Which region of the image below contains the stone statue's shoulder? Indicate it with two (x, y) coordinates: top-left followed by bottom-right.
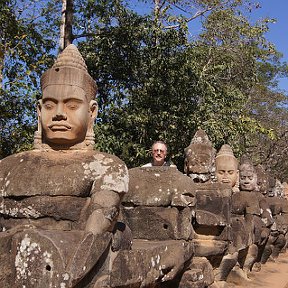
(0, 150), (128, 197)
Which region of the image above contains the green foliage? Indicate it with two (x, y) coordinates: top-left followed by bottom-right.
(0, 0), (58, 158)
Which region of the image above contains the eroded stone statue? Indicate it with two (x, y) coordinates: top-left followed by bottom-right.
(213, 144), (240, 284)
(215, 144), (239, 193)
(0, 44), (129, 287)
(184, 129), (216, 183)
(234, 159), (271, 276)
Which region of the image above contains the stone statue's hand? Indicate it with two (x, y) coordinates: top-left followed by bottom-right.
(139, 245), (185, 287)
(160, 261), (184, 282)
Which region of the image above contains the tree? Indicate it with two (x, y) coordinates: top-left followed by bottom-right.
(77, 0), (287, 170)
(0, 0), (58, 158)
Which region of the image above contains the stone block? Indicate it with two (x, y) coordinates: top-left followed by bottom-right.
(122, 206), (192, 240)
(193, 239), (227, 257)
(110, 239), (194, 287)
(191, 183), (231, 241)
(124, 167), (196, 207)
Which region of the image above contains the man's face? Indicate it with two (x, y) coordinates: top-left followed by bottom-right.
(152, 143), (167, 166)
(240, 169), (258, 191)
(216, 156), (238, 187)
(39, 85), (92, 146)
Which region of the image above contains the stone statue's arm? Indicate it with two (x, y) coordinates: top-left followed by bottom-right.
(85, 189), (123, 235)
(84, 164), (129, 235)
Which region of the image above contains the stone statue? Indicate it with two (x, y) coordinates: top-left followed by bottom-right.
(239, 160), (259, 192)
(213, 144), (240, 284)
(215, 144), (239, 193)
(262, 177), (288, 263)
(235, 159), (270, 275)
(184, 129), (216, 183)
(0, 44), (129, 287)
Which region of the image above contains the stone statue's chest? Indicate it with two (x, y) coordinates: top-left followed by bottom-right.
(0, 152), (101, 197)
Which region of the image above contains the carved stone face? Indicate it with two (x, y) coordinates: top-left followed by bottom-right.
(215, 156), (239, 188)
(239, 164), (258, 192)
(185, 145), (214, 174)
(38, 84), (97, 147)
(184, 145), (214, 183)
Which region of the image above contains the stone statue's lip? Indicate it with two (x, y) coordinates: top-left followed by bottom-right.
(49, 124), (71, 130)
(221, 179), (231, 183)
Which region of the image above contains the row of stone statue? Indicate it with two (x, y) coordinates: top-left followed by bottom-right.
(123, 129), (288, 288)
(0, 44), (287, 288)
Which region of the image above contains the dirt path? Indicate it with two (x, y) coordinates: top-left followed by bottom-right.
(226, 251), (288, 288)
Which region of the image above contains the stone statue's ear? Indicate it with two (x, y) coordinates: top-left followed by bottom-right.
(37, 99), (42, 116)
(89, 100), (98, 121)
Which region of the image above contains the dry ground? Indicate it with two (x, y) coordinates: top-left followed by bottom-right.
(226, 251), (288, 288)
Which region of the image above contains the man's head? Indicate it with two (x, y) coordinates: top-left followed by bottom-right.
(151, 141), (168, 166)
(215, 144), (239, 189)
(239, 162), (258, 192)
(36, 44), (98, 150)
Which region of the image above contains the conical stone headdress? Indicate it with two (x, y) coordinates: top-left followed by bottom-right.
(190, 129), (213, 146)
(216, 144), (235, 159)
(40, 44), (97, 101)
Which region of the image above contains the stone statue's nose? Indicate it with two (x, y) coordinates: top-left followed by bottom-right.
(53, 104), (67, 120)
(53, 113), (67, 121)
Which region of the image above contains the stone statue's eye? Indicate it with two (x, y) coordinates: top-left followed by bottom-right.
(66, 101), (80, 110)
(43, 101), (55, 110)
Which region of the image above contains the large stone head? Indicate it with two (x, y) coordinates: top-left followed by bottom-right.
(184, 129), (216, 183)
(35, 44), (98, 150)
(239, 157), (258, 192)
(215, 144), (239, 191)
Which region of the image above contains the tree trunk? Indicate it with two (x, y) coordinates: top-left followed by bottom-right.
(60, 0), (74, 51)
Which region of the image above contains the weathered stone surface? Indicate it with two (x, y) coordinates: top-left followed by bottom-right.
(122, 206), (192, 240)
(267, 196), (284, 215)
(187, 257), (214, 286)
(179, 269), (205, 288)
(0, 229), (112, 287)
(0, 150), (128, 198)
(192, 183), (231, 240)
(110, 239), (194, 287)
(193, 239), (227, 257)
(0, 196), (88, 221)
(0, 217), (74, 231)
(231, 192), (262, 216)
(230, 216), (252, 250)
(124, 166), (196, 207)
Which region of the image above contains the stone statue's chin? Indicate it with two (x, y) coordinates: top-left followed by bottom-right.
(44, 134), (85, 146)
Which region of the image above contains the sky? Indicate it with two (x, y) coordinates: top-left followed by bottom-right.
(254, 0), (288, 93)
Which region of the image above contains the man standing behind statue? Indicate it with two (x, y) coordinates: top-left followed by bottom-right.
(0, 44), (129, 287)
(142, 140), (176, 167)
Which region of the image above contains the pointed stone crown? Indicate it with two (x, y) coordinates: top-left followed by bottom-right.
(40, 44), (97, 101)
(190, 129), (213, 146)
(216, 144), (236, 158)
